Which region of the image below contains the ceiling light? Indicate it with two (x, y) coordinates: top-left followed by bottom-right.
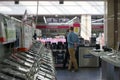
(59, 0), (64, 4)
(0, 6), (12, 12)
(14, 0), (19, 4)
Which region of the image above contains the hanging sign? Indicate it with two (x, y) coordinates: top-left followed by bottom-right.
(73, 22), (80, 35)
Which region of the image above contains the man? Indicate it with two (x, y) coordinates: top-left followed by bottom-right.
(67, 27), (79, 72)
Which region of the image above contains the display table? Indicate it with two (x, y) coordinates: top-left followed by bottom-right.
(90, 50), (120, 80)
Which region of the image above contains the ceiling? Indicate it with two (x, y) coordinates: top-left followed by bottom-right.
(0, 1), (104, 15)
(0, 0), (104, 25)
(0, 0), (104, 1)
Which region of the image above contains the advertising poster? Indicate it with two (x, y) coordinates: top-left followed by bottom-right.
(73, 22), (80, 35)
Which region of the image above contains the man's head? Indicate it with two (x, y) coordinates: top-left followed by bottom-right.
(69, 27), (74, 32)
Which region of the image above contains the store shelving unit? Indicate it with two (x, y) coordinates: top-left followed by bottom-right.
(0, 41), (56, 80)
(45, 42), (66, 68)
(0, 13), (56, 80)
(52, 49), (66, 67)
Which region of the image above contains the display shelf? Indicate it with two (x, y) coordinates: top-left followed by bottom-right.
(2, 40), (16, 45)
(52, 49), (66, 52)
(0, 41), (56, 80)
(52, 49), (66, 68)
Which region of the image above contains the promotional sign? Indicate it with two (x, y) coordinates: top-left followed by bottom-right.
(6, 19), (16, 42)
(0, 14), (16, 43)
(73, 22), (80, 35)
(21, 24), (32, 51)
(0, 21), (6, 42)
(0, 15), (7, 42)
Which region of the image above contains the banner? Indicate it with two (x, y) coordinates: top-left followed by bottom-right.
(73, 22), (80, 35)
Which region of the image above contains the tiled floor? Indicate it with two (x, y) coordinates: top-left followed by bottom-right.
(56, 68), (101, 80)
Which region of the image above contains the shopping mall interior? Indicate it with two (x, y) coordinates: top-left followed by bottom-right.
(0, 0), (120, 80)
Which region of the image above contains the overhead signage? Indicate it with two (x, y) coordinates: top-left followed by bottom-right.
(46, 17), (70, 23)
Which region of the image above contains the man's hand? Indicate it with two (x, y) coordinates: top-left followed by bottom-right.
(74, 43), (77, 48)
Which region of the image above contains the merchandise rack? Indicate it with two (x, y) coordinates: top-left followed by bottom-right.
(0, 41), (56, 80)
(45, 42), (66, 68)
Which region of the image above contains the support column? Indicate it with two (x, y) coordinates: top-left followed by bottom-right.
(104, 0), (108, 46)
(105, 0), (118, 49)
(118, 0), (120, 44)
(105, 0), (114, 48)
(81, 15), (91, 41)
(114, 0), (118, 49)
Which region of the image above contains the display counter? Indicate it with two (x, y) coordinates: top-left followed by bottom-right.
(79, 46), (99, 67)
(89, 49), (106, 57)
(89, 50), (120, 62)
(89, 50), (120, 80)
(101, 53), (120, 67)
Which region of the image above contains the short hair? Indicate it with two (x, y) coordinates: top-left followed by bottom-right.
(69, 27), (74, 31)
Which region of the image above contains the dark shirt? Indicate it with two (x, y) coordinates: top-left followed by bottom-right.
(33, 33), (37, 40)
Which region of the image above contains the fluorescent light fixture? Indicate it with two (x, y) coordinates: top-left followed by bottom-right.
(0, 6), (12, 12)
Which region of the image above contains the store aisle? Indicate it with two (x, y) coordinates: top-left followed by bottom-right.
(56, 68), (101, 80)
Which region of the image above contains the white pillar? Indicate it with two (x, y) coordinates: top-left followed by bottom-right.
(81, 15), (91, 40)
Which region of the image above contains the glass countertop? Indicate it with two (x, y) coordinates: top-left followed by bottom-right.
(90, 50), (120, 67)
